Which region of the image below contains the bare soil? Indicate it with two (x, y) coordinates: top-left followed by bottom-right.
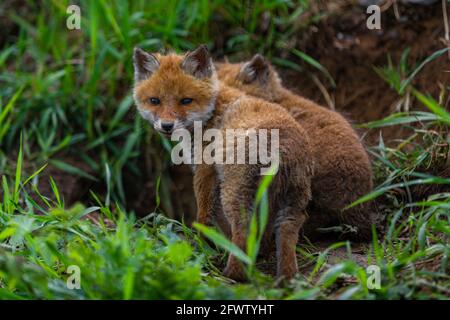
(279, 2), (449, 145)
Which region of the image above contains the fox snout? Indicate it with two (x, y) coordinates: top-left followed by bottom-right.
(158, 120), (175, 135)
(154, 118), (179, 136)
(160, 121), (174, 132)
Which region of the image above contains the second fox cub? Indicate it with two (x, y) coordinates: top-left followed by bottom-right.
(133, 45), (314, 280)
(217, 55), (378, 240)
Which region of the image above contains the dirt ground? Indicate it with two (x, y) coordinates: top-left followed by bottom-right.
(279, 2), (449, 146)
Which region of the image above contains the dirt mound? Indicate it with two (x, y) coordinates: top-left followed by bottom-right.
(278, 2), (449, 145)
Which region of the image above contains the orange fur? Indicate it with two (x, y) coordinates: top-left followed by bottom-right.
(217, 56), (379, 240)
(134, 53), (218, 133)
(133, 46), (314, 281)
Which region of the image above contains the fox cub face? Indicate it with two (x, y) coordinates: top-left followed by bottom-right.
(133, 45), (219, 135)
(216, 54), (282, 102)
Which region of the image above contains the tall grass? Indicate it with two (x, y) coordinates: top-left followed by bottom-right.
(0, 0), (305, 211)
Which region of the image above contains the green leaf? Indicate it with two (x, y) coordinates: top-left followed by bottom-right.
(412, 90), (450, 125)
(73, 206), (101, 220)
(290, 49), (336, 87)
(193, 223), (251, 265)
(0, 87), (23, 126)
(271, 57), (303, 71)
(123, 266), (135, 300)
(13, 134), (23, 204)
(318, 263), (348, 287)
(359, 111), (441, 128)
(155, 175), (161, 208)
(49, 177), (62, 207)
(418, 221), (428, 250)
(0, 227), (16, 240)
(346, 176), (450, 209)
(22, 164), (48, 187)
(400, 48), (449, 94)
(49, 159), (97, 181)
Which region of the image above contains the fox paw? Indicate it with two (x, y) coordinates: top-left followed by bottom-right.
(223, 261), (246, 282)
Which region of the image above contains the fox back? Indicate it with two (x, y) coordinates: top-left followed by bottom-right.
(217, 55), (378, 241)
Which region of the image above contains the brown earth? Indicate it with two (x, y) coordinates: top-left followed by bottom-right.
(278, 2), (449, 146)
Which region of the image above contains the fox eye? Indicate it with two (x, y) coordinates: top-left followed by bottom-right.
(180, 98), (193, 105)
(148, 97), (160, 105)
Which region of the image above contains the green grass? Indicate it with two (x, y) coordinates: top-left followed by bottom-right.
(1, 132), (448, 299)
(0, 1), (449, 299)
(0, 0), (310, 208)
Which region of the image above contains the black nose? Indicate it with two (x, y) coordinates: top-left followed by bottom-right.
(161, 122), (174, 132)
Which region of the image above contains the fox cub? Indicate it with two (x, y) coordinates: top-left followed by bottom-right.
(217, 55), (378, 240)
(133, 45), (314, 280)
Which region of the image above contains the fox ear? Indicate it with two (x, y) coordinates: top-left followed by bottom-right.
(182, 45), (213, 78)
(238, 54), (270, 84)
(133, 47), (159, 82)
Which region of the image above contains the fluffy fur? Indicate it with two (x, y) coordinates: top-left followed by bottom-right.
(216, 55), (379, 241)
(133, 46), (314, 281)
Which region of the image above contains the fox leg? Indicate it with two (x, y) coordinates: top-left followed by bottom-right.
(275, 208), (306, 279)
(311, 154), (376, 241)
(273, 174), (311, 280)
(222, 220), (248, 281)
(193, 164), (218, 226)
(219, 164), (258, 282)
(193, 164), (231, 237)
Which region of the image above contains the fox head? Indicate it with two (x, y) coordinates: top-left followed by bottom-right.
(133, 45), (219, 135)
(216, 54), (283, 102)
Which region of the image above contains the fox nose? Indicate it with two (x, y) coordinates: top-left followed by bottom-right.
(161, 121), (174, 132)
